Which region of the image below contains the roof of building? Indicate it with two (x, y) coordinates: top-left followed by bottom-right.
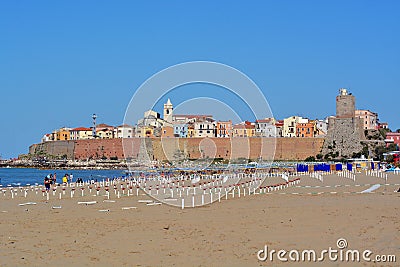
(173, 114), (213, 119)
(255, 119), (274, 123)
(233, 124), (255, 129)
(117, 124), (134, 128)
(71, 127), (92, 131)
(96, 128), (113, 132)
(96, 123), (114, 128)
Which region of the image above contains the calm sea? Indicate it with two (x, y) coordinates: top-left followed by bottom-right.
(0, 168), (127, 187)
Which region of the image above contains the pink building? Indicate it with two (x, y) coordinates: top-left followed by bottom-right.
(385, 132), (400, 148)
(355, 110), (378, 130)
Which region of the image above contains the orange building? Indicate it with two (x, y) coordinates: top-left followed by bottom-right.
(161, 126), (174, 138)
(216, 120), (232, 138)
(296, 121), (316, 138)
(55, 128), (71, 141)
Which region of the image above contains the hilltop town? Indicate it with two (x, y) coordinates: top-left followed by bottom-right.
(41, 90), (389, 141)
(17, 89), (399, 167)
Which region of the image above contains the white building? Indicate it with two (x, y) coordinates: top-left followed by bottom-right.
(114, 124), (135, 138)
(194, 118), (216, 138)
(173, 114), (214, 124)
(137, 110), (165, 128)
(315, 119), (328, 137)
(41, 133), (52, 143)
(255, 119), (278, 137)
(283, 116), (308, 137)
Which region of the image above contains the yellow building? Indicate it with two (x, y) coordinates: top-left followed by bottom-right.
(187, 124), (195, 138)
(70, 127), (93, 140)
(136, 125), (155, 138)
(283, 116), (308, 137)
(55, 128), (71, 141)
(232, 121), (255, 137)
(95, 124), (115, 139)
(96, 128), (114, 139)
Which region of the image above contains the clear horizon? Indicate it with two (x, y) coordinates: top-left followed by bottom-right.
(0, 1), (399, 158)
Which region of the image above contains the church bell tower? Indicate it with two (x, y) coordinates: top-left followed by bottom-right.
(163, 98), (173, 123)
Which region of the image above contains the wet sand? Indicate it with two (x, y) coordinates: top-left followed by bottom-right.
(1, 173), (399, 266)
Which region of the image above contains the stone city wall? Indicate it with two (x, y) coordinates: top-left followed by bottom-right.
(30, 137), (325, 161)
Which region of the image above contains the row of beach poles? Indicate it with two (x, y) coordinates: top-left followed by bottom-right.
(366, 170), (388, 181)
(337, 170), (356, 181)
(178, 178), (301, 209)
(1, 171), (301, 204)
(310, 172), (324, 182)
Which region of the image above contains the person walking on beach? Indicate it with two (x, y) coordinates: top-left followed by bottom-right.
(62, 175), (68, 185)
(44, 175), (51, 191)
(49, 174), (53, 186)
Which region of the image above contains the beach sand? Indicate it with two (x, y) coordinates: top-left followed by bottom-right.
(1, 173), (399, 266)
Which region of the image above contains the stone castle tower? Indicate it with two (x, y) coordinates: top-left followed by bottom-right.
(322, 89), (365, 158)
(163, 98), (173, 124)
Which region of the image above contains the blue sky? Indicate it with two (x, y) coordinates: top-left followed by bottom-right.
(0, 1), (399, 158)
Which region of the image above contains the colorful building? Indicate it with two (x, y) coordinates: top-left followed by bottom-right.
(70, 127), (93, 140)
(232, 121), (255, 137)
(173, 123), (188, 138)
(96, 124), (115, 139)
(136, 125), (155, 138)
(161, 126), (174, 138)
(173, 114), (214, 124)
(385, 132), (400, 148)
(283, 116), (308, 137)
(355, 110), (378, 130)
(55, 128), (71, 141)
(296, 121), (316, 138)
(216, 120), (232, 138)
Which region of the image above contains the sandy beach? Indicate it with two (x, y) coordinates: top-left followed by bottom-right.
(1, 172), (399, 267)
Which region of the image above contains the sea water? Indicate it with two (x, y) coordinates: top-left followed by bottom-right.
(0, 168), (126, 187)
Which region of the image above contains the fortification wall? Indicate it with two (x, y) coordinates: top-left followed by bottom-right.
(30, 137), (325, 161)
(322, 117), (365, 158)
(29, 141), (75, 159)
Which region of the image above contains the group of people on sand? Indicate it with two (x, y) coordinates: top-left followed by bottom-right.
(44, 173), (74, 190)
